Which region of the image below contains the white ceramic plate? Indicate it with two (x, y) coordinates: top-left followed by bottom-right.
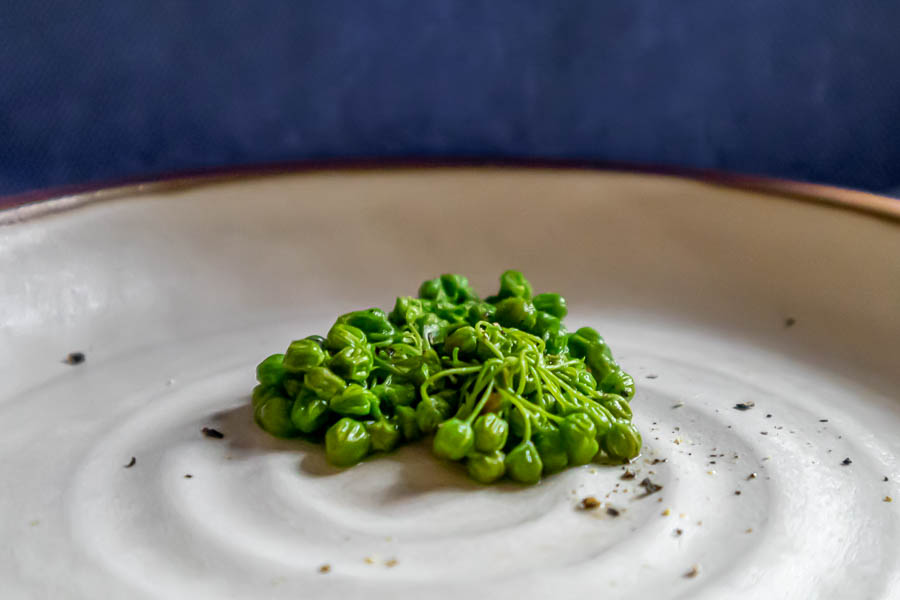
(1, 167), (898, 599)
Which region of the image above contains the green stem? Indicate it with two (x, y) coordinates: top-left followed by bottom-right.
(464, 379), (496, 425)
(497, 387), (562, 424)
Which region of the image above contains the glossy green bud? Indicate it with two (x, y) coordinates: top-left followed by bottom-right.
(577, 370), (598, 391)
(568, 327), (612, 360)
(290, 390), (330, 433)
(370, 382), (417, 409)
(444, 325), (478, 359)
(325, 418), (371, 467)
(505, 441), (543, 484)
(283, 339), (326, 374)
(416, 313), (450, 346)
(418, 277), (447, 301)
(494, 297), (537, 331)
(336, 308), (395, 342)
(509, 405), (532, 438)
(392, 355), (432, 387)
(256, 353), (286, 386)
(439, 273), (477, 304)
(532, 292), (568, 318)
(534, 428), (569, 474)
(415, 396), (452, 434)
(600, 394), (633, 421)
(600, 370), (635, 400)
(251, 384), (277, 412)
(325, 323), (367, 352)
(467, 451), (506, 483)
(254, 389), (299, 438)
(395, 405), (421, 441)
(497, 269), (533, 301)
(367, 419), (401, 452)
(433, 418), (475, 460)
(473, 413), (509, 452)
(603, 422), (642, 461)
(282, 376), (303, 399)
(585, 343), (617, 381)
(330, 384), (374, 417)
(328, 345), (373, 382)
(434, 301), (470, 324)
(304, 366), (347, 399)
(388, 296), (434, 326)
(466, 301), (497, 325)
(560, 412), (600, 465)
(582, 402), (613, 439)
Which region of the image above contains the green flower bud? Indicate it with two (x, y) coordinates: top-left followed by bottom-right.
(336, 308), (396, 342)
(325, 418), (371, 467)
(444, 325), (478, 359)
(473, 413), (509, 453)
(290, 389), (329, 433)
(505, 441), (543, 484)
(254, 389), (299, 438)
(534, 427), (569, 474)
(532, 293), (568, 319)
(415, 396), (452, 434)
(395, 405), (421, 441)
(432, 418), (475, 460)
(497, 269), (533, 301)
(467, 451), (506, 483)
(325, 323), (367, 352)
(603, 422), (642, 461)
(304, 366), (347, 399)
(328, 345), (373, 382)
(599, 370), (635, 400)
(494, 297), (537, 331)
(367, 419), (401, 453)
(256, 353), (286, 386)
(330, 384), (374, 417)
(283, 339), (326, 374)
(560, 412), (600, 465)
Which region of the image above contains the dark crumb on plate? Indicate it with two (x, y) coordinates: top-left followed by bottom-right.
(651, 458), (667, 465)
(747, 472), (757, 480)
(760, 431), (768, 435)
(766, 414), (772, 418)
(201, 427), (224, 439)
(184, 474), (193, 479)
(606, 507), (621, 517)
(745, 528), (753, 533)
(580, 496), (601, 510)
(318, 564), (331, 573)
(639, 477), (663, 496)
(674, 528), (683, 536)
(734, 490), (742, 495)
(885, 476), (890, 482)
(64, 352), (85, 365)
(841, 457), (852, 466)
(646, 374), (658, 379)
(819, 419), (829, 423)
(733, 402), (755, 411)
(621, 470), (636, 480)
(784, 317), (796, 328)
(684, 564), (700, 578)
(124, 457), (136, 468)
(385, 558), (398, 568)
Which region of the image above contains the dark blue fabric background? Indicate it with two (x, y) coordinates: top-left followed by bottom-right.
(2, 1), (900, 196)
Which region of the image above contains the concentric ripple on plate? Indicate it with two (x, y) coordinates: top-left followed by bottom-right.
(1, 168), (898, 599)
(0, 319), (893, 600)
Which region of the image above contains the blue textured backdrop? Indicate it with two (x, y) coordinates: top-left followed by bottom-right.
(2, 1), (900, 195)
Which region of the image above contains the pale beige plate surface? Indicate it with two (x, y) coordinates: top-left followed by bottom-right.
(1, 168), (898, 599)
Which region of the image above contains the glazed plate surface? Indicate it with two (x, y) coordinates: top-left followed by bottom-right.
(1, 167), (898, 599)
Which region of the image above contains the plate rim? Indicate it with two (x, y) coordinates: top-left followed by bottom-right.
(1, 158), (898, 226)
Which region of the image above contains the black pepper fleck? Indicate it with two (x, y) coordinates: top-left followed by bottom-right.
(841, 457), (852, 466)
(639, 477), (663, 496)
(734, 402), (755, 411)
(646, 374), (658, 379)
(606, 507), (621, 517)
(784, 317), (796, 328)
(124, 457), (136, 468)
(819, 419), (829, 423)
(64, 352), (85, 365)
(201, 427), (224, 439)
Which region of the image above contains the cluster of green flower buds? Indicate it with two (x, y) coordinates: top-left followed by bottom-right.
(252, 271), (642, 484)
